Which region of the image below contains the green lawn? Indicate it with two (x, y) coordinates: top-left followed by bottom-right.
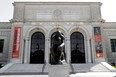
(113, 66), (116, 68)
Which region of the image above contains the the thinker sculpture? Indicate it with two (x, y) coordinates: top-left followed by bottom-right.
(50, 31), (66, 65)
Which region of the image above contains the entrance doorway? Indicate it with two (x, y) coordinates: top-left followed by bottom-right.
(70, 32), (85, 63)
(30, 32), (45, 64)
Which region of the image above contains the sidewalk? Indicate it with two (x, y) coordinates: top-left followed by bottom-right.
(0, 72), (116, 77)
(71, 72), (116, 77)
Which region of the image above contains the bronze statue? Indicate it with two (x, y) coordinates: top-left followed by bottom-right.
(50, 31), (66, 65)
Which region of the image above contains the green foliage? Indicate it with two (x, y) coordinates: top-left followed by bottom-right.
(113, 66), (116, 68)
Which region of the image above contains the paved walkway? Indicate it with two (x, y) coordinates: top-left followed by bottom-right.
(0, 72), (116, 77)
(71, 72), (116, 77)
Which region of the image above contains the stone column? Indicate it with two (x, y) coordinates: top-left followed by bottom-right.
(66, 37), (70, 63)
(86, 38), (91, 63)
(45, 37), (49, 64)
(48, 37), (51, 64)
(24, 37), (29, 64)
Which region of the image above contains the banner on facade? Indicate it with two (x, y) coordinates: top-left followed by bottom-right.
(94, 27), (104, 58)
(12, 27), (21, 58)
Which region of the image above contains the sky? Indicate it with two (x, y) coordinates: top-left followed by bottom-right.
(0, 0), (116, 22)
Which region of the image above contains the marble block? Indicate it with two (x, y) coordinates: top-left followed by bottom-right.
(49, 64), (69, 77)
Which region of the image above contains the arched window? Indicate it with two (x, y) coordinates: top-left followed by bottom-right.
(30, 32), (45, 64)
(70, 32), (85, 63)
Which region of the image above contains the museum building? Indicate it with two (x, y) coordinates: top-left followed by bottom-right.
(0, 2), (116, 73)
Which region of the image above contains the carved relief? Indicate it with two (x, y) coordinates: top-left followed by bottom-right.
(105, 31), (116, 36)
(53, 9), (63, 20)
(0, 31), (11, 36)
(0, 27), (11, 29)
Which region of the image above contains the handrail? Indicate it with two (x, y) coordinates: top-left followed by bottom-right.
(101, 62), (114, 72)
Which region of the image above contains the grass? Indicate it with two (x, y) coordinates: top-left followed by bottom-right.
(113, 66), (116, 68)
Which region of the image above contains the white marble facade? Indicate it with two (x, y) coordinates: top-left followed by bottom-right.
(1, 2), (116, 66)
(9, 2), (106, 64)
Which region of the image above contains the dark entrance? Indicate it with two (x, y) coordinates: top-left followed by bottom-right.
(30, 32), (45, 64)
(70, 32), (85, 63)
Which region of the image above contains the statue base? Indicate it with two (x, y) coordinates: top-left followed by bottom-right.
(49, 64), (69, 77)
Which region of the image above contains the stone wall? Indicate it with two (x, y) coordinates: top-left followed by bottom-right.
(0, 22), (11, 65)
(13, 2), (102, 22)
(102, 22), (116, 65)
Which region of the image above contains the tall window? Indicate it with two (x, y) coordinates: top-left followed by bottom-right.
(70, 32), (85, 63)
(110, 39), (116, 52)
(30, 32), (45, 64)
(0, 39), (4, 53)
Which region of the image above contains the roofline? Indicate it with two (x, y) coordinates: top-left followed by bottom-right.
(0, 21), (10, 23)
(103, 22), (116, 23)
(13, 2), (102, 6)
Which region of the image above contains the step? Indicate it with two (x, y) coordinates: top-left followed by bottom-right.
(0, 62), (115, 74)
(0, 72), (116, 77)
(0, 63), (48, 74)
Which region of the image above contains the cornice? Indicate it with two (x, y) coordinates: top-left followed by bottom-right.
(102, 22), (116, 28)
(13, 2), (101, 6)
(11, 19), (103, 23)
(0, 26), (11, 29)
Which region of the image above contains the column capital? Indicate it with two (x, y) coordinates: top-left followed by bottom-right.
(66, 37), (70, 41)
(45, 37), (50, 41)
(24, 37), (29, 41)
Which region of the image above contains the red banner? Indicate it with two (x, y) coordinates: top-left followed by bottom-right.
(12, 27), (21, 58)
(94, 27), (104, 58)
(96, 52), (103, 58)
(94, 35), (102, 42)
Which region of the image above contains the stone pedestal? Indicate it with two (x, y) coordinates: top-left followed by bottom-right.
(49, 64), (69, 77)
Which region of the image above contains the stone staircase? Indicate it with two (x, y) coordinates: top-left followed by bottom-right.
(0, 63), (48, 74)
(0, 62), (115, 74)
(70, 63), (113, 73)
